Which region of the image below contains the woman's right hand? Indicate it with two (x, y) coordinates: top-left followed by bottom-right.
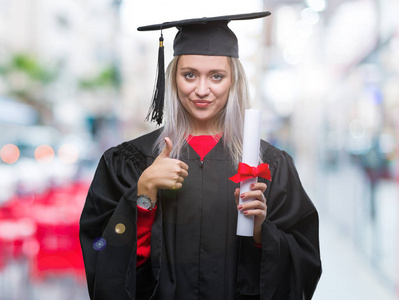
(137, 137), (189, 202)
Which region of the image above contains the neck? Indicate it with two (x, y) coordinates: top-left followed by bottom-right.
(190, 121), (222, 136)
(190, 129), (221, 136)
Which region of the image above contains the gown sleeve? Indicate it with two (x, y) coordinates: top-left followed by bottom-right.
(136, 205), (157, 268)
(79, 143), (150, 300)
(259, 148), (322, 299)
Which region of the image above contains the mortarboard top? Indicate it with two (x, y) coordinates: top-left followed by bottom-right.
(137, 11), (271, 58)
(137, 11), (271, 125)
(137, 11), (271, 31)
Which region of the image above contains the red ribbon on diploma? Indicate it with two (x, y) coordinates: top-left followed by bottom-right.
(229, 162), (271, 183)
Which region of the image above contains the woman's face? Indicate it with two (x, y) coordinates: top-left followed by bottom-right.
(176, 55), (232, 133)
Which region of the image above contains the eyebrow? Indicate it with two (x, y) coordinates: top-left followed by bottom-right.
(179, 67), (229, 74)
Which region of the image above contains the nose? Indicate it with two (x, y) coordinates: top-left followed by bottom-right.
(195, 79), (210, 98)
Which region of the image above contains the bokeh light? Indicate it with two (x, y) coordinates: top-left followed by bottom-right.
(305, 0), (326, 12)
(58, 144), (79, 164)
(301, 8), (319, 25)
(93, 237), (107, 251)
(0, 144), (20, 164)
(34, 145), (55, 164)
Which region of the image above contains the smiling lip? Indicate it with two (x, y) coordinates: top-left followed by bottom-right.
(191, 100), (212, 108)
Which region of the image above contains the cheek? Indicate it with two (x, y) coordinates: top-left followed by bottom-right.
(216, 82), (231, 99)
(176, 79), (193, 97)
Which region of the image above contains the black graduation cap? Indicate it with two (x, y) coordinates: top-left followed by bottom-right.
(137, 11), (271, 125)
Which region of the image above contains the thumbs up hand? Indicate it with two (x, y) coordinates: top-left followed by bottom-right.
(137, 137), (189, 202)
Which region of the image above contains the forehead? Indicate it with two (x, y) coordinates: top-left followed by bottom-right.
(177, 55), (231, 71)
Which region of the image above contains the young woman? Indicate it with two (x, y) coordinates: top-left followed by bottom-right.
(80, 12), (321, 300)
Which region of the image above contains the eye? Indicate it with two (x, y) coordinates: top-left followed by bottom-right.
(184, 72), (196, 79)
(212, 74), (224, 81)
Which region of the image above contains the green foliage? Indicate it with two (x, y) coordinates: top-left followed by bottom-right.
(0, 53), (59, 123)
(79, 64), (120, 90)
(6, 53), (58, 83)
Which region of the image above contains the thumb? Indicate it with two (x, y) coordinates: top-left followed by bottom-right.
(159, 137), (173, 158)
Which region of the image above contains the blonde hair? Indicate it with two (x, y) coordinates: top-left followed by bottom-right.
(154, 56), (250, 167)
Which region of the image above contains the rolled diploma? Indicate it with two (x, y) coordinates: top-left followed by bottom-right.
(236, 109), (262, 236)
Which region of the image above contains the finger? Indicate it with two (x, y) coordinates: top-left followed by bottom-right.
(239, 200), (267, 212)
(243, 207), (267, 217)
(178, 168), (189, 178)
(176, 176), (185, 184)
(250, 182), (267, 193)
(159, 137), (173, 158)
(240, 190), (266, 203)
(179, 161), (189, 171)
(170, 182), (183, 190)
(169, 162), (188, 178)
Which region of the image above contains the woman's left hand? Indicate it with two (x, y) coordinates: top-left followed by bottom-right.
(234, 182), (267, 245)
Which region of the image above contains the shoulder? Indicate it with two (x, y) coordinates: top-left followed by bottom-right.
(103, 128), (162, 171)
(124, 128), (162, 157)
(260, 140), (289, 167)
(260, 140), (300, 175)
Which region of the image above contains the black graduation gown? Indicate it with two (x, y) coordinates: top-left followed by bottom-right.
(79, 129), (321, 300)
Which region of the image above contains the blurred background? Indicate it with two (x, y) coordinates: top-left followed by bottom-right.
(0, 0), (398, 299)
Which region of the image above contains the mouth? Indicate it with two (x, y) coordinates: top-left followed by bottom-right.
(191, 100), (212, 108)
